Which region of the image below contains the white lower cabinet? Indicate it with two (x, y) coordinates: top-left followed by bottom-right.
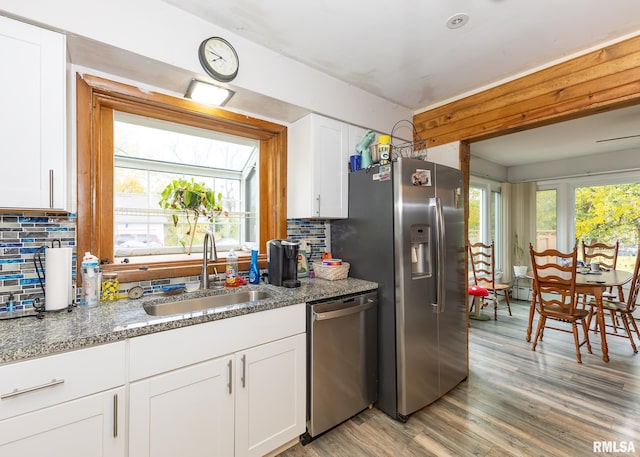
(128, 303), (307, 457)
(235, 333), (306, 457)
(0, 305), (306, 456)
(0, 342), (126, 456)
(129, 356), (235, 457)
(129, 333), (306, 457)
(0, 387), (125, 456)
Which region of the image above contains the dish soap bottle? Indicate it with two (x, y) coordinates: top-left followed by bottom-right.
(249, 249), (260, 284)
(225, 249), (238, 287)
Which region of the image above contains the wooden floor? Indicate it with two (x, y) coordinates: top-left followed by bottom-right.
(279, 300), (640, 457)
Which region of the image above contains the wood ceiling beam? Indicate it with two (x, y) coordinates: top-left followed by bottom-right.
(413, 34), (640, 147)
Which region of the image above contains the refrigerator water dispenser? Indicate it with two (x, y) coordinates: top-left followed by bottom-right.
(410, 224), (431, 278)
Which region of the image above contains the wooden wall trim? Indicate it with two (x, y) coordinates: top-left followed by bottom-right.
(76, 73), (287, 282)
(413, 34), (640, 147)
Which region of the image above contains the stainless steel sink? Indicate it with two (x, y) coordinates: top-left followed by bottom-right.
(143, 290), (272, 316)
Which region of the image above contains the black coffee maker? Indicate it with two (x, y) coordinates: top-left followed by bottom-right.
(267, 239), (301, 288)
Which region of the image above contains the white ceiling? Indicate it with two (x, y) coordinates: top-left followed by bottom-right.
(163, 0), (640, 111)
(471, 104), (640, 167)
(160, 0), (640, 167)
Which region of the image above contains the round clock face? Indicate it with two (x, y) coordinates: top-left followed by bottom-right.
(198, 37), (239, 82)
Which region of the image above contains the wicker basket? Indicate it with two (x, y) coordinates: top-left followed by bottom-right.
(312, 261), (350, 280)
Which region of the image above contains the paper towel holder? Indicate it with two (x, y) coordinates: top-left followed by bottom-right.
(33, 241), (76, 315)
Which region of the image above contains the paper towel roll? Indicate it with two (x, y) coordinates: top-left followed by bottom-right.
(45, 246), (73, 311)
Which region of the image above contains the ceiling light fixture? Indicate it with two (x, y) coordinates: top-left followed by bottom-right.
(185, 79), (234, 106)
(446, 13), (469, 29)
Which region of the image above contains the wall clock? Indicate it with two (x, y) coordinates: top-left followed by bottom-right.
(198, 36), (239, 82)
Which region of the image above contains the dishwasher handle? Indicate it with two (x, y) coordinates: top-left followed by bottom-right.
(312, 298), (376, 321)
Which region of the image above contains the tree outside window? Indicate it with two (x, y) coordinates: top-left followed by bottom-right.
(575, 183), (640, 270)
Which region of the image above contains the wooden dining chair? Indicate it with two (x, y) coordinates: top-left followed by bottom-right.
(586, 250), (640, 353)
(529, 244), (592, 363)
(582, 240), (623, 301)
(468, 241), (512, 320)
(582, 239), (623, 331)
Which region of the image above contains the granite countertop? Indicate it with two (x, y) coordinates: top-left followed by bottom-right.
(0, 277), (377, 365)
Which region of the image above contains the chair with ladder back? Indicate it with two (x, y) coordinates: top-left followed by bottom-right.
(582, 240), (623, 331)
(586, 249), (640, 354)
(583, 240), (623, 300)
(530, 244), (592, 363)
(469, 241), (512, 320)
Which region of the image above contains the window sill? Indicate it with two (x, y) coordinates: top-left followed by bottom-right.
(103, 255), (265, 284)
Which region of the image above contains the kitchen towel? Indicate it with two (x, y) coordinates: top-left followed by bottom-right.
(45, 246), (73, 311)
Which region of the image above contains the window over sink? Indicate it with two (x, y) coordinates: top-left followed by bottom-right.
(113, 111), (259, 262)
(76, 74), (287, 282)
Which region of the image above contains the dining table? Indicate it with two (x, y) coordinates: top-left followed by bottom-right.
(525, 268), (633, 362)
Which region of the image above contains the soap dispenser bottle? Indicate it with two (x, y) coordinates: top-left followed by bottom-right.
(249, 249), (260, 284)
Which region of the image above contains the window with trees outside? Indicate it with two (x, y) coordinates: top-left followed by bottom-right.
(469, 179), (502, 269)
(575, 182), (640, 271)
(113, 112), (258, 262)
(76, 74), (287, 282)
(536, 189), (557, 251)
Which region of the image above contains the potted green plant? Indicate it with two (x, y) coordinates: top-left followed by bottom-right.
(158, 178), (224, 254)
(513, 233), (528, 277)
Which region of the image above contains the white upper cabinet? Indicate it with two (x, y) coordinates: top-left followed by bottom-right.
(288, 113), (350, 219)
(0, 16), (67, 211)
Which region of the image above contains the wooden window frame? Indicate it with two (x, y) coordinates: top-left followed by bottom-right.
(76, 73), (287, 282)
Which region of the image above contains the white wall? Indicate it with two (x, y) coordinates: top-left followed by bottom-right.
(0, 0), (413, 133)
(470, 156), (508, 182)
(508, 147), (640, 182)
(427, 142), (461, 169)
(470, 147), (640, 184)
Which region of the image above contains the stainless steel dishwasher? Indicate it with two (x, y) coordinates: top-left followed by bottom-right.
(302, 290), (378, 443)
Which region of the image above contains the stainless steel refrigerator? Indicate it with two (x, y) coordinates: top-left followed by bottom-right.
(331, 157), (468, 421)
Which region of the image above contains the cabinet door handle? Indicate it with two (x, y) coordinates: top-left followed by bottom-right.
(1, 378), (65, 399)
(316, 194), (321, 216)
(113, 393), (118, 438)
(241, 354), (246, 388)
(227, 359), (233, 395)
(49, 169), (54, 208)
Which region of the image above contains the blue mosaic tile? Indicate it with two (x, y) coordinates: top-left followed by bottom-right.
(20, 278), (41, 286)
(0, 259), (24, 264)
(0, 274), (23, 280)
(18, 217), (50, 223)
(19, 247), (43, 254)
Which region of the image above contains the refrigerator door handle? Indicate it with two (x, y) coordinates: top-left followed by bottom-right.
(432, 197), (446, 312)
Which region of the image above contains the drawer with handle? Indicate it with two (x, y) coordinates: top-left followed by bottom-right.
(0, 341), (126, 421)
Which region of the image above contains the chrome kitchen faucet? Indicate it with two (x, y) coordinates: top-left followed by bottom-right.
(200, 231), (218, 289)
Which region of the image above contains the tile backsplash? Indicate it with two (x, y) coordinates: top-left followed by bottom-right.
(0, 214), (329, 313)
(286, 218), (328, 262)
(0, 213), (76, 312)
